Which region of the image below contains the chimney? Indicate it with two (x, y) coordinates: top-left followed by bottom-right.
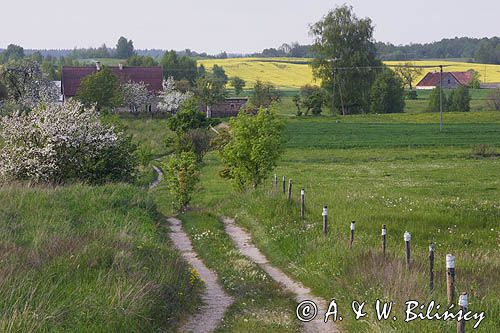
(118, 63), (123, 70)
(95, 61), (101, 71)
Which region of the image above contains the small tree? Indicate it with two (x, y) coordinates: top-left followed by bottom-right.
(157, 77), (192, 113)
(116, 36), (135, 59)
(172, 128), (212, 162)
(250, 80), (281, 108)
(75, 66), (123, 110)
(292, 94), (302, 116)
(195, 77), (226, 116)
(167, 97), (207, 133)
(394, 62), (422, 90)
(121, 81), (154, 112)
(217, 105), (283, 190)
(427, 87), (447, 112)
(467, 70), (481, 89)
(448, 86), (471, 112)
(300, 85), (326, 115)
(487, 88), (500, 111)
(370, 69), (405, 114)
(164, 151), (200, 211)
(230, 76), (246, 96)
(212, 65), (228, 85)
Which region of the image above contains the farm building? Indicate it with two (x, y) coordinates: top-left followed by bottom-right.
(416, 71), (473, 89)
(61, 63), (163, 111)
(206, 98), (248, 118)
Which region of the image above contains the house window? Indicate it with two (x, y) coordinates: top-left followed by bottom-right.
(230, 104), (235, 109)
(447, 79), (451, 84)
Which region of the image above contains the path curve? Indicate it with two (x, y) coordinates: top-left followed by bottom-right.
(168, 217), (234, 333)
(223, 217), (340, 333)
(149, 167), (234, 333)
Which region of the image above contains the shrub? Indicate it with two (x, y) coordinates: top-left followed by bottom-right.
(0, 101), (137, 184)
(300, 85), (326, 115)
(250, 81), (281, 108)
(370, 69), (405, 114)
(471, 144), (498, 158)
(172, 128), (212, 162)
(448, 86), (470, 112)
(427, 87), (447, 112)
(405, 90), (418, 100)
(487, 88), (500, 111)
(167, 97), (207, 133)
(164, 151), (200, 210)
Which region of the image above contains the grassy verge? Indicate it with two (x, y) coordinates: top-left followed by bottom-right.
(179, 212), (302, 332)
(0, 183), (201, 332)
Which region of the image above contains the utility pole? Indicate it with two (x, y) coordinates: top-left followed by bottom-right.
(439, 65), (443, 131)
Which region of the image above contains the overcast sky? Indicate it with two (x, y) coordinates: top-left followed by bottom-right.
(1, 0), (498, 54)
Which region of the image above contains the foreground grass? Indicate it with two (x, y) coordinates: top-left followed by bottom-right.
(0, 183), (201, 332)
(187, 113), (499, 332)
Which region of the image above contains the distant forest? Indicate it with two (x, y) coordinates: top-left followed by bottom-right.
(1, 36), (499, 64)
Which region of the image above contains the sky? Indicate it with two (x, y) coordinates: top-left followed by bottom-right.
(0, 0), (498, 54)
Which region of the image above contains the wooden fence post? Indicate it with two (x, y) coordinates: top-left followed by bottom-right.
(404, 231), (411, 269)
(429, 242), (435, 292)
(446, 254), (456, 306)
(382, 224), (387, 257)
(288, 179), (293, 201)
(322, 206), (328, 235)
(300, 189), (305, 219)
(349, 221), (355, 248)
(282, 176), (286, 194)
(274, 174), (278, 189)
(457, 292), (467, 333)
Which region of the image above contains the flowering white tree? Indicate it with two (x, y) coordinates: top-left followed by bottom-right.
(157, 77), (192, 113)
(0, 60), (59, 110)
(121, 81), (154, 112)
(0, 101), (136, 184)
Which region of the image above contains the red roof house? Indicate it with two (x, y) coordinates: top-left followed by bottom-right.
(416, 71), (473, 90)
(61, 64), (163, 99)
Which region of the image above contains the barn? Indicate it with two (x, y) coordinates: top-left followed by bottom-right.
(206, 98), (248, 118)
(416, 71), (473, 89)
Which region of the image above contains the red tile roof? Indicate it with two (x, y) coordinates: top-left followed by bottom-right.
(61, 66), (163, 97)
(416, 71), (473, 87)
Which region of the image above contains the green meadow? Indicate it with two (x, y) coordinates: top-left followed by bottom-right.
(181, 112), (499, 332)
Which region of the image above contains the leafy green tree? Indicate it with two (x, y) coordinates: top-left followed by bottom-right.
(394, 62), (423, 90)
(167, 97), (207, 133)
(369, 69), (405, 114)
(250, 80), (281, 108)
(198, 64), (207, 78)
(115, 37), (135, 59)
(292, 94), (302, 116)
(195, 77), (226, 116)
(310, 5), (381, 114)
(487, 88), (500, 111)
(75, 66), (123, 110)
(467, 70), (481, 89)
(0, 81), (7, 101)
(217, 106), (283, 190)
(161, 50), (197, 84)
(172, 128), (212, 162)
(1, 44), (25, 62)
(126, 55), (158, 66)
(300, 85), (326, 115)
(448, 86), (470, 112)
(164, 151), (200, 211)
(230, 76), (246, 95)
(427, 87), (447, 112)
(212, 65), (228, 84)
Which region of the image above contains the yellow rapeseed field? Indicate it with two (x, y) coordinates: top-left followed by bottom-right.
(199, 58), (500, 89)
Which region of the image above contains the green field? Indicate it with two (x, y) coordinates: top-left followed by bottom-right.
(169, 111), (500, 332)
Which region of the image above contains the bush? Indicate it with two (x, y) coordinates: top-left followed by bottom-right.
(172, 128), (212, 162)
(448, 86), (471, 112)
(405, 90), (418, 100)
(167, 97), (207, 133)
(471, 144), (498, 158)
(250, 81), (281, 108)
(0, 101), (137, 184)
(370, 69), (405, 114)
(487, 88), (500, 111)
(300, 85), (326, 115)
(427, 87), (447, 112)
(164, 151), (200, 210)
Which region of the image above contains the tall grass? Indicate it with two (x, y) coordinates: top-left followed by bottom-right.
(0, 183), (201, 332)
